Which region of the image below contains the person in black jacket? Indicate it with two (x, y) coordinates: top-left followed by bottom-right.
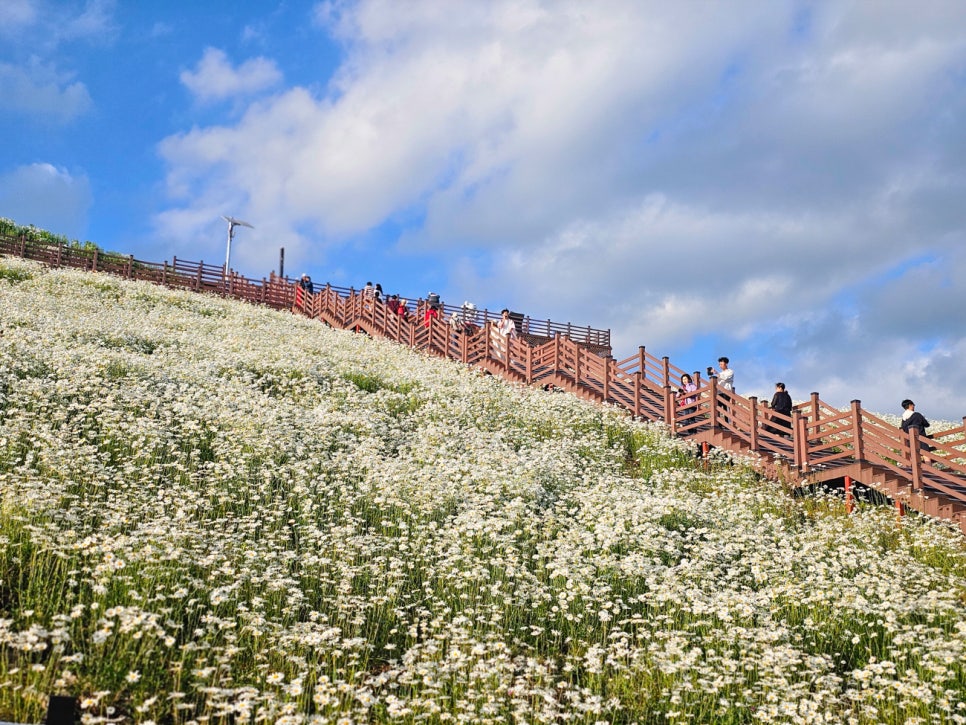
(900, 399), (933, 451)
(768, 382), (793, 436)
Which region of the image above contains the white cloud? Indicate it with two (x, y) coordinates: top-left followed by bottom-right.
(60, 0), (117, 42)
(180, 48), (283, 102)
(0, 0), (37, 31)
(0, 0), (115, 122)
(0, 0), (117, 46)
(0, 163), (92, 237)
(155, 0), (966, 416)
(0, 62), (92, 122)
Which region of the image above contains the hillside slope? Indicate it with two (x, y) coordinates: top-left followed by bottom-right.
(1, 258), (965, 724)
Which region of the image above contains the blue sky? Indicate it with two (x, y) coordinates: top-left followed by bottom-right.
(3, 0), (966, 419)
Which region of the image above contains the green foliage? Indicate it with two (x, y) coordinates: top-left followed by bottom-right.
(0, 216), (125, 263)
(343, 370), (385, 393)
(0, 264), (34, 283)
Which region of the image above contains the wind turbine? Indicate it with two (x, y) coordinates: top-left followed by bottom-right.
(222, 215), (253, 276)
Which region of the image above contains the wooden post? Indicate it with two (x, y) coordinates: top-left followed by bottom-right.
(574, 345), (581, 387)
(91, 247), (98, 272)
(504, 329), (510, 373)
(662, 356), (670, 388)
(56, 242), (63, 267)
(909, 428), (923, 488)
(800, 413), (811, 471)
(638, 346), (646, 380)
(127, 254), (134, 278)
(845, 476), (854, 514)
(791, 410), (803, 470)
(850, 400), (864, 461)
(602, 356), (611, 401)
(526, 345), (533, 384)
(709, 376), (719, 429)
(663, 386), (674, 428)
(554, 333), (561, 375)
(749, 396), (759, 450)
(634, 371), (642, 418)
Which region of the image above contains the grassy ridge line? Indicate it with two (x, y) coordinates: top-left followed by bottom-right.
(0, 258), (964, 724)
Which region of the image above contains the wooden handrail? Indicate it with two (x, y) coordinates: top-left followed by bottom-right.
(3, 231), (966, 531)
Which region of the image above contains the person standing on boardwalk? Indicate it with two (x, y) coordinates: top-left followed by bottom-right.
(768, 382), (793, 436)
(496, 308), (517, 338)
(293, 273), (314, 312)
(900, 399), (933, 451)
(492, 308), (517, 360)
(715, 357), (734, 392)
(677, 373), (698, 425)
(709, 357), (734, 424)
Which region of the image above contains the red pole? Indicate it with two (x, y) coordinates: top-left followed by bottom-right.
(844, 476), (854, 514)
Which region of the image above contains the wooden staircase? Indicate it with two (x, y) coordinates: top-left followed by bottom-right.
(4, 233), (966, 535)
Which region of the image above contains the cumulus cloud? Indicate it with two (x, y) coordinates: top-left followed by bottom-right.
(155, 0), (966, 416)
(0, 163), (92, 237)
(59, 0), (117, 42)
(180, 48), (283, 102)
(0, 62), (92, 122)
(0, 0), (115, 122)
(0, 0), (37, 31)
(0, 0), (117, 46)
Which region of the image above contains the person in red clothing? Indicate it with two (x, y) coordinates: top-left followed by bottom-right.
(424, 303), (441, 327)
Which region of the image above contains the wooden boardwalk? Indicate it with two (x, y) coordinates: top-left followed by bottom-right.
(3, 233), (965, 534)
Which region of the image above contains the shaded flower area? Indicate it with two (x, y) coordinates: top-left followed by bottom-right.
(1, 258), (965, 724)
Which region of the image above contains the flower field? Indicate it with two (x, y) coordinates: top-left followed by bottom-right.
(1, 257), (965, 724)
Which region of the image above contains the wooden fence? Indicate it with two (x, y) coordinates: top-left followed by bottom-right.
(3, 233), (965, 533)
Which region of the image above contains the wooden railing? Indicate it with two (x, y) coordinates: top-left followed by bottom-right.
(3, 232), (965, 532)
(289, 284), (966, 531)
